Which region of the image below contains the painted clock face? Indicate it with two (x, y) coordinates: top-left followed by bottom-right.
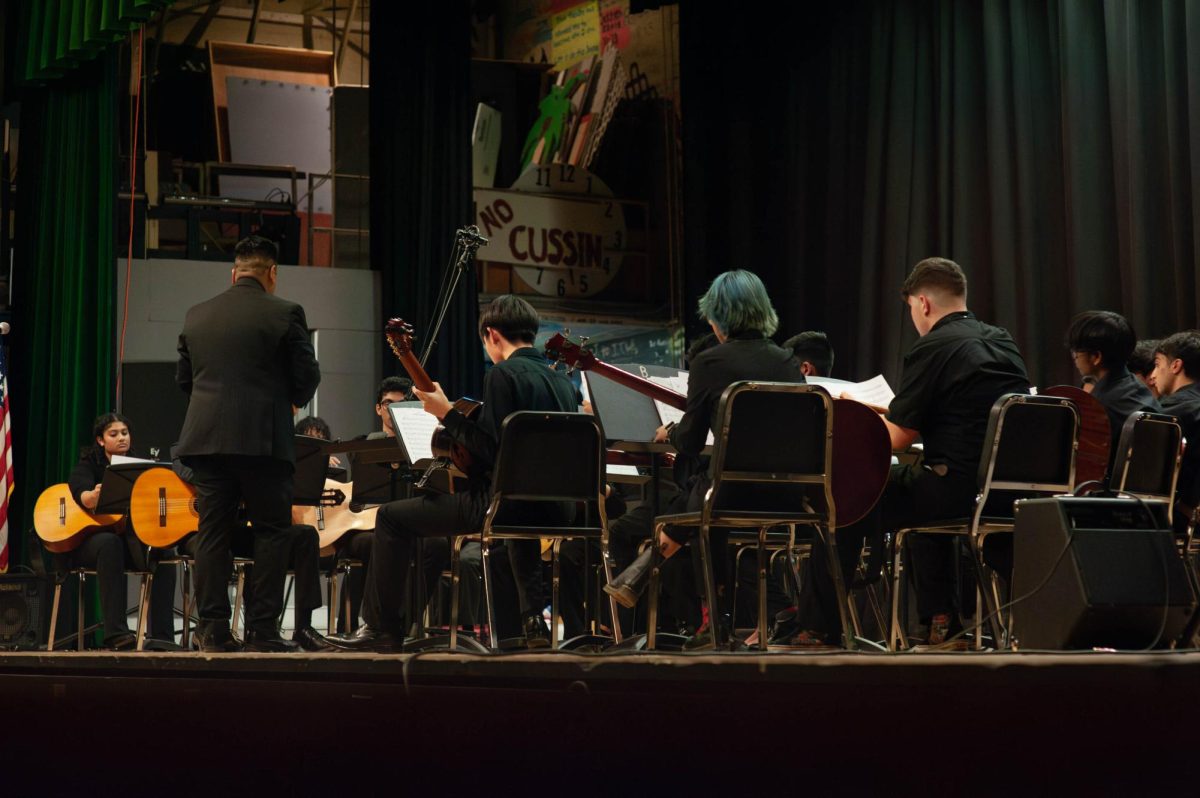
(474, 164), (625, 298)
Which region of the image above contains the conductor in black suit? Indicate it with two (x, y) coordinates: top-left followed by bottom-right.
(176, 236), (322, 652)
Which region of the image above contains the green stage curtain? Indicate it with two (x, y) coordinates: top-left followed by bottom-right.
(7, 0), (164, 570)
(681, 1), (1200, 389)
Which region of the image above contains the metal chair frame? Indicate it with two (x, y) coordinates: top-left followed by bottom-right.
(888, 394), (1079, 651)
(449, 411), (623, 651)
(652, 382), (851, 651)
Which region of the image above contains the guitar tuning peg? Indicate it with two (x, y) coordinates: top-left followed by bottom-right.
(579, 336), (589, 346)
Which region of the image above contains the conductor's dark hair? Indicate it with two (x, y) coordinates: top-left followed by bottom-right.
(782, 331), (835, 376)
(376, 376), (413, 405)
(1066, 310), (1136, 369)
(478, 294), (540, 344)
(1157, 331), (1200, 380)
(296, 416), (331, 441)
(234, 235), (279, 270)
(1128, 339), (1160, 379)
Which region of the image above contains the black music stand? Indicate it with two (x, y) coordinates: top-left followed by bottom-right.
(96, 461), (169, 515)
(293, 434), (331, 507)
(585, 364), (681, 443)
(330, 437), (410, 507)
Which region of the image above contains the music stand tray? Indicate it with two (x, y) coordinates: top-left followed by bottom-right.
(96, 462), (170, 514)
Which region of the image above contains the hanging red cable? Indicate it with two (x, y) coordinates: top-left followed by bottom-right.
(115, 25), (144, 407)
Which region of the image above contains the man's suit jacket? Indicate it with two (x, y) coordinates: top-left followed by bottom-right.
(175, 277), (321, 463)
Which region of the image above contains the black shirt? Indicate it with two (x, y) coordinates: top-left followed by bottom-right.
(440, 345), (577, 483)
(1091, 365), (1161, 464)
(887, 311), (1030, 478)
(68, 450), (108, 508)
(668, 331), (804, 457)
(1159, 382), (1200, 506)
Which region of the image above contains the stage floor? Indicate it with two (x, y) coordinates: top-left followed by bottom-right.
(3, 648), (1199, 793)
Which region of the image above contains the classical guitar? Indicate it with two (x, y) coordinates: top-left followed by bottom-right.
(295, 478), (380, 556)
(384, 318), (483, 478)
(1040, 384), (1111, 488)
(545, 334), (891, 527)
(128, 468), (200, 548)
(33, 484), (124, 554)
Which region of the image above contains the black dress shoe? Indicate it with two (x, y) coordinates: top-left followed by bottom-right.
(102, 631), (138, 651)
(523, 615), (552, 649)
(242, 629), (301, 653)
(603, 548), (658, 609)
(194, 624), (242, 653)
(292, 626), (336, 652)
(326, 624), (405, 653)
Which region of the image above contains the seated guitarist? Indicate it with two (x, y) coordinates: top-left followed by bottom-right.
(604, 270), (804, 650)
(61, 412), (176, 649)
(330, 295), (578, 651)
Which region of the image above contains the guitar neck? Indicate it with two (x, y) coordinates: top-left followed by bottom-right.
(586, 360), (687, 411)
(396, 350), (436, 393)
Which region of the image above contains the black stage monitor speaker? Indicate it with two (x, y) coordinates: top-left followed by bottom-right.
(0, 574), (47, 650)
(1012, 497), (1196, 650)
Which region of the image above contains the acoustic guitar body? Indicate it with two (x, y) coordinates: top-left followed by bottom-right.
(1039, 385), (1111, 488)
(33, 484), (123, 554)
(128, 468), (200, 548)
(829, 399), (892, 528)
(295, 479), (381, 556)
(431, 398), (484, 474)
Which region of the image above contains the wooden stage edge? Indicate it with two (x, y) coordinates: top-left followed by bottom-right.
(2, 649), (1198, 793)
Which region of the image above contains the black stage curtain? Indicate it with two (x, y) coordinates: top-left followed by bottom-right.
(682, 1), (1200, 388)
(370, 0), (482, 400)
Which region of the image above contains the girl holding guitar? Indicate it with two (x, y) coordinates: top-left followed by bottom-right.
(56, 413), (177, 649)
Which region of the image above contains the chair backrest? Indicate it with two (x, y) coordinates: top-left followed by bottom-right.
(492, 411), (605, 503)
(977, 394), (1079, 518)
(706, 381), (832, 518)
(1110, 412), (1182, 508)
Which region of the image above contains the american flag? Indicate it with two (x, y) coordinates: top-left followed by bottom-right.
(0, 340), (11, 572)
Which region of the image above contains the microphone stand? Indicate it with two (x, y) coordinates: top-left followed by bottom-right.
(419, 225), (489, 370)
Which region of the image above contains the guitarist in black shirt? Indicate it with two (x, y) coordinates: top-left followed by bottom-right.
(331, 296), (578, 651)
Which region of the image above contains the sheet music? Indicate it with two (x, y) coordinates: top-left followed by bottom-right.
(389, 405), (439, 462)
(811, 374), (895, 408)
(606, 464), (641, 478)
(649, 373), (714, 446)
(111, 454), (159, 465)
(580, 372), (591, 406)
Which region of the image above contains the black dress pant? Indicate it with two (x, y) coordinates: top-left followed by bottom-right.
(232, 524), (322, 630)
(185, 454), (293, 636)
(63, 530), (177, 642)
(331, 529), (373, 633)
(363, 490), (562, 637)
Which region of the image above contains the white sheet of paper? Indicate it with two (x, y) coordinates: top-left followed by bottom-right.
(111, 454), (158, 465)
(388, 404), (439, 463)
(606, 464), (641, 477)
(649, 373), (714, 446)
(838, 374), (896, 408)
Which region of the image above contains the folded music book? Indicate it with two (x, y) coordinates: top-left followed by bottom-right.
(807, 374), (896, 408)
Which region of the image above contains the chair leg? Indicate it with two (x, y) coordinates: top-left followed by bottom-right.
(342, 564), (353, 634)
(449, 537), (464, 650)
(135, 573), (152, 651)
(326, 564), (338, 636)
(481, 537), (499, 650)
(181, 562), (193, 650)
(551, 538), (563, 649)
(647, 560), (661, 651)
(695, 524), (724, 648)
(599, 535), (623, 643)
(889, 530), (908, 651)
(821, 525), (856, 650)
(77, 572), (87, 651)
(231, 564), (245, 638)
(731, 544), (749, 633)
(47, 581), (62, 652)
(757, 529), (769, 651)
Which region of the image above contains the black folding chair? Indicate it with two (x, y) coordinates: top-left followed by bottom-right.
(449, 411), (622, 651)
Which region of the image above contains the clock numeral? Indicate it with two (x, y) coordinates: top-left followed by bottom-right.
(612, 230), (623, 248)
(558, 164), (576, 183)
(557, 278), (566, 297)
(580, 273), (589, 293)
(536, 267), (544, 285)
(536, 167), (551, 187)
(604, 201), (613, 218)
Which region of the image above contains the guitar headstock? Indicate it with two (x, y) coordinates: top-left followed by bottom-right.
(321, 487), (346, 507)
(385, 318), (415, 360)
(544, 332), (597, 371)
